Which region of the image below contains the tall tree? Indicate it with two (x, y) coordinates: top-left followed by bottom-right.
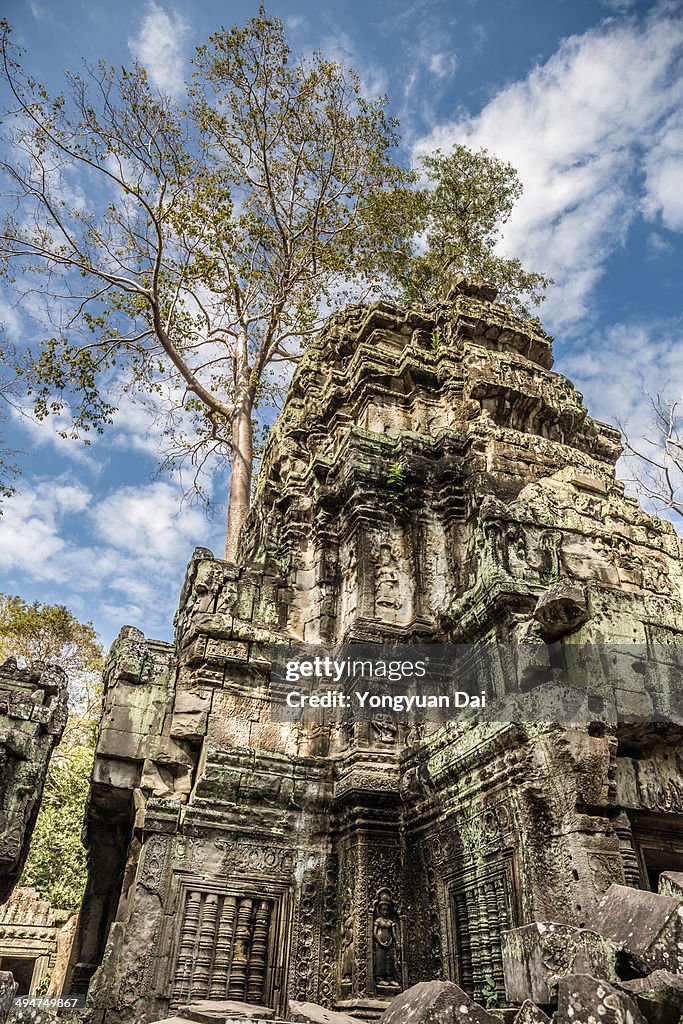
(0, 14), (549, 559)
(0, 12), (412, 558)
(385, 145), (551, 314)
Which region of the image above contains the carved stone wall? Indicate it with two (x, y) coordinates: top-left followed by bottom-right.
(67, 280), (683, 1023)
(0, 660), (68, 903)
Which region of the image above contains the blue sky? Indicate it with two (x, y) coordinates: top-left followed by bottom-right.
(1, 0), (682, 648)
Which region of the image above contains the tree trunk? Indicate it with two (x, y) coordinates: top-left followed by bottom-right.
(224, 328), (254, 562)
(224, 379), (254, 562)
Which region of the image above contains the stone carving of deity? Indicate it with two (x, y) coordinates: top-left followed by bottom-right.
(339, 892), (354, 993)
(375, 545), (402, 611)
(372, 888), (401, 994)
(340, 543), (358, 624)
(371, 718), (398, 745)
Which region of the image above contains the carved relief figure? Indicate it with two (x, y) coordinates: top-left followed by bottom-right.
(506, 527), (528, 576)
(372, 888), (401, 994)
(339, 889), (354, 995)
(375, 545), (402, 611)
(339, 542), (359, 626)
(371, 717), (398, 745)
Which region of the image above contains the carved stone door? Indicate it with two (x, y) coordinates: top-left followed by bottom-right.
(169, 881), (289, 1013)
(447, 863), (515, 1004)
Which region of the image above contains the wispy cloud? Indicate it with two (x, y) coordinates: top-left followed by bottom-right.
(319, 29), (389, 99)
(128, 1), (190, 97)
(10, 405), (102, 472)
(412, 7), (683, 330)
(428, 51), (458, 80)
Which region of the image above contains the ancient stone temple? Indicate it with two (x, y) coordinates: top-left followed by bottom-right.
(65, 281), (683, 1024)
(0, 660), (68, 903)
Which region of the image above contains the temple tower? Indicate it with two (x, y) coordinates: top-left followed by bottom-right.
(66, 280), (683, 1022)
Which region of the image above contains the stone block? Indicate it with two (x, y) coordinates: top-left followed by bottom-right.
(618, 970), (683, 1024)
(173, 689), (213, 715)
(289, 1000), (363, 1024)
(589, 884), (683, 973)
(501, 922), (618, 1004)
(178, 1000), (276, 1023)
(512, 1001), (551, 1024)
(533, 581), (589, 641)
(379, 981), (499, 1024)
(0, 971), (17, 1024)
(557, 974), (647, 1024)
(148, 1018), (196, 1024)
(658, 872), (683, 899)
(169, 710), (209, 740)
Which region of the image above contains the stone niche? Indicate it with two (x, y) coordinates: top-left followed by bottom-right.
(61, 281), (683, 1024)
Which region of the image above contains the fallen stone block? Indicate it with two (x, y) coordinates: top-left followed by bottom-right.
(589, 884), (683, 973)
(501, 922), (618, 1004)
(0, 973), (17, 1024)
(657, 872), (683, 899)
(379, 981), (499, 1024)
(178, 1000), (277, 1024)
(557, 974), (647, 1024)
(148, 1017), (197, 1024)
(618, 970), (683, 1024)
(512, 1001), (551, 1024)
(289, 1001), (363, 1024)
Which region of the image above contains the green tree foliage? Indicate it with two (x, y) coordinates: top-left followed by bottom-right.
(387, 145), (552, 314)
(0, 595), (105, 910)
(20, 744), (93, 913)
(0, 594), (104, 743)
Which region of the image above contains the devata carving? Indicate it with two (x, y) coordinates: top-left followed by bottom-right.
(373, 889), (402, 995)
(375, 545), (402, 611)
(61, 280), (683, 1023)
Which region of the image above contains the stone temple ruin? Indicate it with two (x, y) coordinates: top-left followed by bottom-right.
(0, 660), (67, 905)
(51, 280), (683, 1024)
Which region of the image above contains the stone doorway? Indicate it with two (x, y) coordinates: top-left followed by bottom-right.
(0, 956), (36, 995)
(629, 812), (683, 891)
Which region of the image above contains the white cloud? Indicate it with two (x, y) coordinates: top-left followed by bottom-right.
(320, 30), (389, 100)
(642, 110), (683, 231)
(90, 481), (208, 561)
(647, 231), (674, 257)
(0, 475), (224, 641)
(28, 1), (52, 22)
(0, 298), (23, 343)
(128, 1), (190, 97)
(562, 320), (683, 432)
(558, 318), (683, 525)
(0, 478), (90, 579)
(412, 8), (683, 329)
